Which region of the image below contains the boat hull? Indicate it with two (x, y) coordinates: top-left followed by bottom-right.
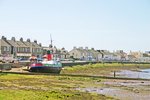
(29, 61), (62, 73)
(29, 66), (62, 73)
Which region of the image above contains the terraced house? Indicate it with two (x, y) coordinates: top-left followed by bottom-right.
(69, 47), (102, 61)
(16, 38), (32, 58)
(0, 36), (43, 58)
(31, 40), (42, 57)
(0, 36), (12, 56)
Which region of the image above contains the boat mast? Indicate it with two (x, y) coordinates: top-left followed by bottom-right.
(50, 34), (53, 48)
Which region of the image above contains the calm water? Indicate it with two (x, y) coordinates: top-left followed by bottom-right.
(117, 69), (150, 79)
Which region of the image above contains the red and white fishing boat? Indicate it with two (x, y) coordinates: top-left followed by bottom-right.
(29, 50), (62, 73)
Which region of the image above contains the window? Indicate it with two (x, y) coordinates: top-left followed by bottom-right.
(17, 47), (19, 52)
(20, 47), (23, 52)
(25, 48), (27, 52)
(3, 46), (7, 51)
(22, 48), (25, 52)
(27, 48), (30, 52)
(6, 46), (10, 51)
(37, 48), (41, 52)
(32, 48), (35, 52)
(18, 47), (21, 52)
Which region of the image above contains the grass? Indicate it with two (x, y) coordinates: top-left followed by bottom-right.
(61, 63), (150, 76)
(0, 73), (115, 100)
(0, 89), (79, 100)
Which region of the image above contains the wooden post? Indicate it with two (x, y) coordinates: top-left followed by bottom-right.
(0, 64), (2, 72)
(114, 71), (116, 78)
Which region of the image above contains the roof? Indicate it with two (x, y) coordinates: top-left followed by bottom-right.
(143, 53), (150, 57)
(128, 55), (136, 59)
(7, 40), (19, 47)
(69, 48), (102, 56)
(32, 42), (41, 48)
(23, 41), (32, 47)
(16, 41), (27, 47)
(0, 39), (11, 46)
(100, 50), (112, 55)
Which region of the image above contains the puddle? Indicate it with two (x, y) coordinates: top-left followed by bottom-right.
(104, 80), (150, 87)
(76, 87), (120, 96)
(77, 87), (150, 100)
(141, 69), (150, 73)
(116, 69), (150, 79)
(76, 69), (150, 100)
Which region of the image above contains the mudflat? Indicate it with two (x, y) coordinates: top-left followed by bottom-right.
(0, 63), (150, 100)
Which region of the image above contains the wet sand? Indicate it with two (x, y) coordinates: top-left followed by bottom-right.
(77, 79), (150, 100)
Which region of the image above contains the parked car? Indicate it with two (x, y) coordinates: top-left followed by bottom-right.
(37, 58), (43, 62)
(18, 58), (30, 62)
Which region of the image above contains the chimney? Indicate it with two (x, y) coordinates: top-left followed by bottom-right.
(27, 38), (30, 42)
(39, 43), (42, 47)
(1, 36), (7, 40)
(61, 47), (65, 50)
(73, 46), (76, 49)
(2, 36), (5, 39)
(49, 44), (52, 48)
(20, 37), (23, 42)
(11, 37), (16, 41)
(54, 46), (57, 49)
(91, 48), (94, 50)
(85, 47), (88, 50)
(34, 40), (37, 44)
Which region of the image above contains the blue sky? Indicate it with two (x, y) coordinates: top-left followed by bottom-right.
(0, 0), (150, 52)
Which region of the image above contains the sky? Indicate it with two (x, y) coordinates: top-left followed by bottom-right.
(0, 0), (150, 52)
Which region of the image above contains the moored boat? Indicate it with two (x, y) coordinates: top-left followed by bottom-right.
(29, 50), (62, 73)
(29, 61), (62, 73)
